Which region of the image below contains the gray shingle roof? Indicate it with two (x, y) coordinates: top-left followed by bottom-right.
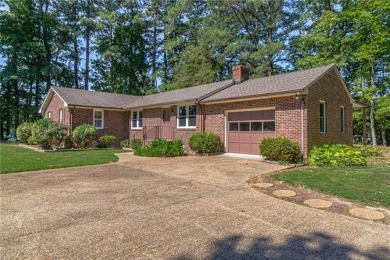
(202, 64), (336, 102)
(41, 64), (338, 113)
(124, 79), (233, 109)
(52, 87), (137, 109)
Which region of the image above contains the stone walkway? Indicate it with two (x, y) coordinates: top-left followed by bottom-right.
(250, 182), (387, 222)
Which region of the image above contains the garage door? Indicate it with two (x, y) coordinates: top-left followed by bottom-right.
(227, 110), (275, 155)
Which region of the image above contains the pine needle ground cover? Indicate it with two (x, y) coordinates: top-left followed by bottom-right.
(272, 156), (390, 207)
(0, 144), (127, 174)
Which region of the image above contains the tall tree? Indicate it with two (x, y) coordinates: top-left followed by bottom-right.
(92, 0), (148, 94)
(204, 0), (301, 77)
(293, 0), (390, 145)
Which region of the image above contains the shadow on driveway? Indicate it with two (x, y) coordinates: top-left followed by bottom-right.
(176, 232), (389, 260)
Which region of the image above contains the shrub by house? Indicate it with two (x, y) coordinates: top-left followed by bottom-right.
(259, 137), (302, 163)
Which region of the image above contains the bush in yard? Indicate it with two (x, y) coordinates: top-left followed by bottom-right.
(32, 119), (52, 148)
(72, 124), (98, 148)
(31, 119), (68, 149)
(45, 122), (68, 149)
(131, 139), (143, 152)
(357, 145), (384, 157)
(134, 139), (184, 157)
(308, 144), (367, 167)
(259, 137), (302, 163)
(16, 122), (34, 143)
(27, 135), (36, 145)
(98, 135), (116, 148)
(120, 139), (130, 148)
(189, 132), (222, 154)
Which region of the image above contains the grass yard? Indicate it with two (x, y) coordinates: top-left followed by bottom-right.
(0, 143), (127, 174)
(272, 159), (390, 207)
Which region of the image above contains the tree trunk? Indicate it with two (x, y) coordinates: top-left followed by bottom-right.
(380, 122), (387, 146)
(74, 38), (79, 88)
(370, 64), (377, 145)
(84, 0), (92, 90)
(73, 3), (79, 89)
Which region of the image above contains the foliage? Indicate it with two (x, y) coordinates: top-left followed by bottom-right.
(72, 124), (98, 148)
(189, 132), (222, 154)
(292, 0), (390, 145)
(272, 165), (390, 207)
(0, 143), (126, 174)
(1, 0), (389, 148)
(31, 119), (67, 149)
(259, 137), (302, 164)
(98, 135), (117, 148)
(120, 139), (130, 148)
(131, 139), (143, 151)
(357, 146), (385, 157)
(308, 144), (367, 167)
(16, 122), (34, 143)
(133, 139), (184, 157)
(45, 122), (68, 149)
(27, 136), (36, 145)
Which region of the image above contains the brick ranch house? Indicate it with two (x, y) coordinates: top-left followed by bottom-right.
(40, 64), (356, 156)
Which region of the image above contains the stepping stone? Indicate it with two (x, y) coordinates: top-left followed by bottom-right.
(349, 208), (385, 220)
(304, 199), (332, 209)
(272, 189), (296, 197)
(252, 183), (274, 188)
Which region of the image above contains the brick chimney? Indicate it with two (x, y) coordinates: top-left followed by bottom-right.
(232, 65), (250, 83)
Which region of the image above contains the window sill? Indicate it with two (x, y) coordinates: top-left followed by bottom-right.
(177, 126), (197, 130)
(131, 127), (143, 130)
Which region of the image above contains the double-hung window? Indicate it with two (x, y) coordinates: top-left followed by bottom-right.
(132, 110), (143, 129)
(320, 101), (326, 133)
(178, 104), (196, 128)
(341, 106), (346, 133)
(59, 109), (63, 123)
(94, 109), (104, 129)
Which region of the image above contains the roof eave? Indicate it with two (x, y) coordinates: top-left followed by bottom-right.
(123, 98), (200, 110)
(200, 90), (304, 104)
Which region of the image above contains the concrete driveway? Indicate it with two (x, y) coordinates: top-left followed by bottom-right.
(1, 154), (389, 259)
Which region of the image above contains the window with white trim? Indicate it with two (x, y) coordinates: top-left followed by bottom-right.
(320, 101), (326, 133)
(48, 111), (52, 119)
(178, 104), (196, 128)
(93, 109), (104, 129)
(341, 106), (346, 133)
(131, 110), (143, 129)
(59, 109), (63, 123)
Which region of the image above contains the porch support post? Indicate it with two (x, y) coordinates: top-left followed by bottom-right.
(362, 107), (367, 144)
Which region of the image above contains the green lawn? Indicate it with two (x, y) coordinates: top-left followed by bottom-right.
(0, 144), (128, 174)
(272, 165), (390, 208)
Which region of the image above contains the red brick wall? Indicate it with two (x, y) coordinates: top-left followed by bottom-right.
(44, 94), (71, 130)
(306, 73), (353, 151)
(71, 108), (129, 146)
(129, 105), (200, 149)
(204, 96), (307, 155)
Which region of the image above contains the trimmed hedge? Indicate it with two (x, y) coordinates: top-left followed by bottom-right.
(31, 119), (68, 149)
(98, 134), (116, 148)
(189, 132), (222, 154)
(72, 124), (98, 148)
(308, 144), (367, 167)
(259, 137), (302, 163)
(16, 122), (34, 143)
